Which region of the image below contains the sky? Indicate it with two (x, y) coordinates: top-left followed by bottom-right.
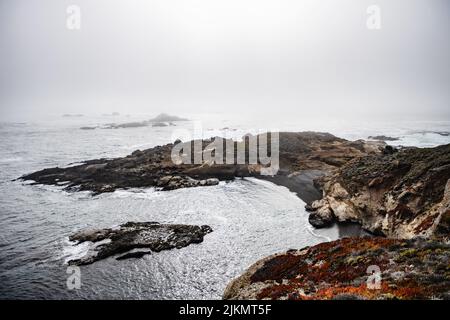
(0, 0), (449, 121)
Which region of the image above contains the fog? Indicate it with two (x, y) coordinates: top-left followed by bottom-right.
(1, 0), (449, 121)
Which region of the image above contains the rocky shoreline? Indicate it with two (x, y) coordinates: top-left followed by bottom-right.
(19, 132), (384, 201)
(19, 131), (450, 299)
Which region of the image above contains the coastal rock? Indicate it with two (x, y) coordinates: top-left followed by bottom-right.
(152, 122), (169, 127)
(19, 132), (384, 197)
(223, 237), (450, 300)
(309, 144), (450, 238)
(308, 204), (334, 228)
(368, 135), (399, 141)
(62, 114), (84, 117)
(103, 121), (148, 129)
(148, 113), (188, 122)
(67, 222), (213, 265)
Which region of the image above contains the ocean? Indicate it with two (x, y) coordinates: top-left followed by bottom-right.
(0, 114), (449, 299)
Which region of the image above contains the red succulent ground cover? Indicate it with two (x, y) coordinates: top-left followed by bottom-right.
(225, 237), (450, 300)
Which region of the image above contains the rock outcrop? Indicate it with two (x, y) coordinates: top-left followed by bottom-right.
(148, 113), (188, 122)
(19, 132), (384, 198)
(67, 222), (213, 265)
(368, 135), (399, 141)
(223, 237), (450, 300)
(308, 144), (450, 239)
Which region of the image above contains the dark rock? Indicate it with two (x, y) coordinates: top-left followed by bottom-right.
(131, 150), (144, 157)
(383, 145), (397, 155)
(63, 114), (84, 117)
(368, 135), (399, 141)
(103, 121), (148, 129)
(308, 210), (335, 228)
(148, 113), (189, 122)
(152, 122), (168, 127)
(68, 222), (213, 265)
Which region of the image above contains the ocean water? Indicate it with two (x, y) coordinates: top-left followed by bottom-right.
(0, 115), (449, 299)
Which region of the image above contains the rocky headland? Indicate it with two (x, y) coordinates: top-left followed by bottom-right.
(19, 132), (383, 199)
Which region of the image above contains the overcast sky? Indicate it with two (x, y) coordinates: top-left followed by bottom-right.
(0, 0), (449, 120)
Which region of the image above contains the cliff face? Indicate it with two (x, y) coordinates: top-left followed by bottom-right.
(308, 144), (450, 239)
(223, 237), (450, 300)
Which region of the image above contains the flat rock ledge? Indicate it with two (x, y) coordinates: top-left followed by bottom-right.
(223, 237), (450, 300)
(67, 222), (212, 265)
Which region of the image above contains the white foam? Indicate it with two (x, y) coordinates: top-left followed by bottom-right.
(0, 157), (23, 163)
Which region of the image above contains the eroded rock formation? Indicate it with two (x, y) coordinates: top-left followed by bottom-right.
(67, 222), (213, 265)
(308, 144), (450, 238)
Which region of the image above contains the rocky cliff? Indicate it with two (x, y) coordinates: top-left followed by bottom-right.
(308, 144), (450, 239)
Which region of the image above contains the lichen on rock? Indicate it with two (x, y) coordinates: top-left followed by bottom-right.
(224, 237), (450, 300)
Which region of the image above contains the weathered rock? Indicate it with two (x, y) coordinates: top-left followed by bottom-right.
(368, 135), (399, 141)
(19, 132), (383, 197)
(148, 113), (189, 122)
(152, 122), (169, 127)
(103, 121), (149, 129)
(308, 206), (335, 228)
(223, 237), (450, 300)
(68, 222), (213, 265)
(309, 144), (450, 238)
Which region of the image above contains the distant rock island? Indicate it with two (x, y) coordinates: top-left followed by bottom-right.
(148, 113), (188, 122)
(81, 113), (188, 130)
(368, 135), (399, 141)
(62, 113), (84, 117)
